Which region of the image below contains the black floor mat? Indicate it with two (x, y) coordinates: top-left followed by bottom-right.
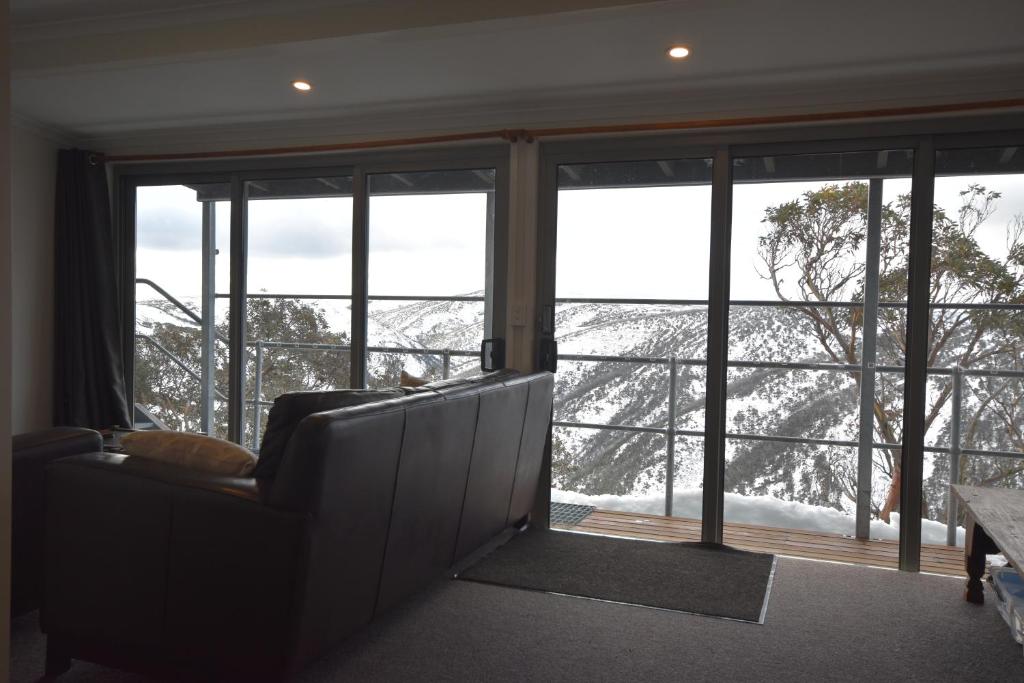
(457, 529), (777, 623)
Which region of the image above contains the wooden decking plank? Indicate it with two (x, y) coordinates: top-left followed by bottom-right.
(582, 519), (903, 558)
(553, 507), (964, 576)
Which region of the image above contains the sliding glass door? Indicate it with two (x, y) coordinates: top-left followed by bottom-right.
(547, 157), (713, 529)
(133, 183), (232, 438)
(724, 149), (913, 545)
(366, 169), (496, 388)
(927, 144), (1024, 546)
(243, 176), (354, 449)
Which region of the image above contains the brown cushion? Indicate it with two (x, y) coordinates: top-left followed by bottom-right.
(120, 431), (257, 476)
(253, 388), (404, 479)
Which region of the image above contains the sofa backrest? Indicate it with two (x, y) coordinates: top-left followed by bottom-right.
(268, 370), (553, 666)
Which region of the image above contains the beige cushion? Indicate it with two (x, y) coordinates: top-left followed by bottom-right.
(120, 431), (257, 477)
(400, 370), (429, 388)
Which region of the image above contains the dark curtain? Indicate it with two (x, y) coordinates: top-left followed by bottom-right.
(53, 149), (132, 429)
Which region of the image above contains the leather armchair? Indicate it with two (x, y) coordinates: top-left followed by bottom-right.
(12, 427), (103, 617)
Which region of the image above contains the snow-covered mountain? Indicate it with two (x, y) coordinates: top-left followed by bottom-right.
(137, 291), (1017, 542)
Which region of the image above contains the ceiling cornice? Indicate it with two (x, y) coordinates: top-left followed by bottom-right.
(12, 0), (671, 73)
(11, 112), (81, 147)
(48, 54), (1024, 138)
(80, 64), (1024, 157)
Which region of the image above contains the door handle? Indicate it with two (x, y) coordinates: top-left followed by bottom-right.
(538, 337), (558, 373)
(480, 338), (506, 372)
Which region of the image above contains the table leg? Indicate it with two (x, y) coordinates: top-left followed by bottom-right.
(965, 518), (997, 604)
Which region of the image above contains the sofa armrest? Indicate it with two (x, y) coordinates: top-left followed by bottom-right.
(11, 427), (103, 616)
(53, 451), (267, 503)
(42, 454), (306, 677)
(13, 426), (102, 461)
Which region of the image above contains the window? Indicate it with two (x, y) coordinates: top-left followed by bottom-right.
(366, 169), (495, 388)
(927, 145), (1024, 546)
(129, 151), (506, 449)
(725, 150), (913, 542)
(244, 176), (354, 448)
(550, 158), (713, 518)
(134, 183), (231, 438)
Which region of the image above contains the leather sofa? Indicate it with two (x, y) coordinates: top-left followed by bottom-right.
(41, 370), (554, 681)
(12, 427), (104, 617)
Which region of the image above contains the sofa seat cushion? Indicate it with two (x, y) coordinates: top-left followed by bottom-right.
(253, 388), (404, 479)
(120, 431), (257, 476)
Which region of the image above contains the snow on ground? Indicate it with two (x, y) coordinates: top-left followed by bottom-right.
(552, 487), (966, 547)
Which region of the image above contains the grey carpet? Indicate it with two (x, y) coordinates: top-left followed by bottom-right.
(457, 529), (775, 622)
(11, 558), (1024, 681)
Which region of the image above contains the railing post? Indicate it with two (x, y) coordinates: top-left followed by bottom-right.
(947, 365), (963, 546)
(443, 349), (451, 379)
(252, 341), (264, 450)
(666, 357), (677, 517)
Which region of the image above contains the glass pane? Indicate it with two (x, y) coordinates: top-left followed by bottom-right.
(134, 183), (231, 439)
(726, 367), (860, 441)
(925, 148), (1024, 544)
(725, 150), (912, 545)
(723, 443), (859, 536)
(557, 159), (712, 300)
(551, 425), (668, 516)
(551, 158), (713, 529)
(245, 176), (353, 449)
(366, 350), (477, 390)
(366, 169), (494, 388)
(367, 299), (485, 353)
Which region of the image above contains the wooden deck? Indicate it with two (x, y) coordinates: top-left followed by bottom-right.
(553, 508), (965, 576)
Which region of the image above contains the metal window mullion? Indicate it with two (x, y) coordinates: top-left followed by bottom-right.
(351, 168), (369, 388)
(856, 179), (883, 539)
(702, 147), (732, 544)
(489, 160), (510, 357)
(227, 176), (248, 444)
(200, 201), (216, 435)
(484, 190), (496, 338)
(899, 138), (936, 572)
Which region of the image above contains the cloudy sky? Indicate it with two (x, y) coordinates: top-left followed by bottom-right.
(136, 169), (1024, 333)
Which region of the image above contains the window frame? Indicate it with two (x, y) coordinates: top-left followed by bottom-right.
(535, 112), (1024, 570)
(117, 145), (510, 444)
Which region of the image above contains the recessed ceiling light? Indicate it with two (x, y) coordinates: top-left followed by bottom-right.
(667, 46), (690, 60)
(292, 80), (313, 92)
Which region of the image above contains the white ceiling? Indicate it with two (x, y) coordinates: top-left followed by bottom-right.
(11, 0), (1024, 154)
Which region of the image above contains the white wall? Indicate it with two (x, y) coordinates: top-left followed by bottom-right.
(10, 123), (56, 433)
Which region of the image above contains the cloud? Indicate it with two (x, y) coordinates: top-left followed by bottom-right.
(248, 199), (352, 259)
(136, 202), (203, 251)
(135, 185), (491, 261)
(136, 188), (353, 259)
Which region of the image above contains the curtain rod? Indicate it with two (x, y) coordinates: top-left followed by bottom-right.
(103, 98), (1024, 163)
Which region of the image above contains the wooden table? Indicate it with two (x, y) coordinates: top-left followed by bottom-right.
(952, 485), (1024, 604)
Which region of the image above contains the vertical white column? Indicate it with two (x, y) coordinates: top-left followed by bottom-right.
(505, 139), (540, 371)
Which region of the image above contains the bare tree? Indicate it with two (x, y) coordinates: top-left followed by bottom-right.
(759, 182), (1024, 522)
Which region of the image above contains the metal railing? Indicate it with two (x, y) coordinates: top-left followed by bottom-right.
(136, 280), (1024, 546)
(246, 339), (478, 445)
(551, 297), (1024, 547)
(135, 280), (483, 448)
